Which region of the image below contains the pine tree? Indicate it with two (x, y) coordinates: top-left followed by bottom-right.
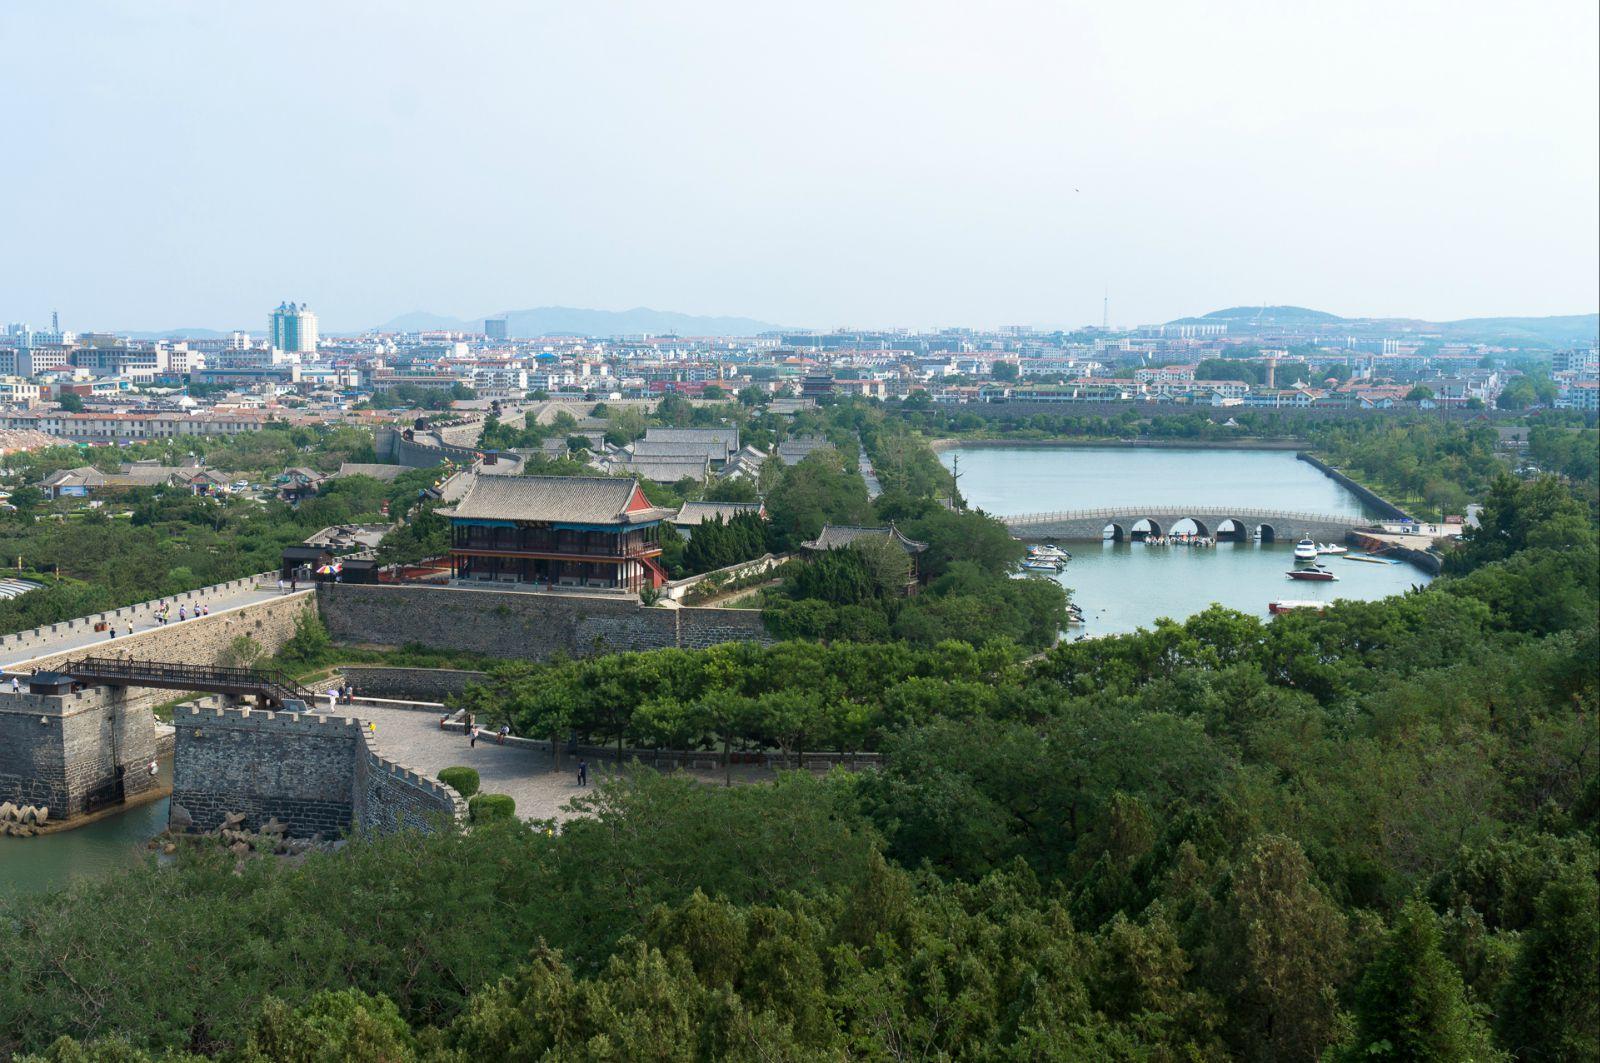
(1497, 864), (1600, 1061)
(1341, 897), (1499, 1061)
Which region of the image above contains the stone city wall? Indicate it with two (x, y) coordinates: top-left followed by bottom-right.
(172, 702), (464, 837)
(172, 705), (360, 836)
(376, 427), (482, 470)
(318, 583), (770, 662)
(337, 666), (488, 702)
(12, 592), (316, 713)
(356, 731), (468, 834)
(0, 571), (278, 663)
(0, 685), (161, 818)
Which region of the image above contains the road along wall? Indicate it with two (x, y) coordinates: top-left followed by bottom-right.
(171, 701), (466, 837)
(11, 592), (315, 705)
(0, 571), (278, 665)
(317, 583), (771, 662)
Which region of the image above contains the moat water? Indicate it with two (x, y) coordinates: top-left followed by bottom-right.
(0, 757), (171, 898)
(941, 445), (1431, 636)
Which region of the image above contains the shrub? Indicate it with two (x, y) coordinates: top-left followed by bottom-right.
(438, 766), (480, 798)
(469, 793), (515, 822)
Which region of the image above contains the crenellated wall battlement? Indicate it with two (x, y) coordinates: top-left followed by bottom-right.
(173, 702), (465, 837)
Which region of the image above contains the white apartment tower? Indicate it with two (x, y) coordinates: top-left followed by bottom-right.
(269, 301), (319, 353)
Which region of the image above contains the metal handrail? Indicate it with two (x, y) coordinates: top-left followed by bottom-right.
(1003, 506), (1363, 526)
(61, 656), (312, 703)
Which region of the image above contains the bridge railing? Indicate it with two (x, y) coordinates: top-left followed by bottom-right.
(1004, 506), (1364, 527)
(60, 656), (311, 703)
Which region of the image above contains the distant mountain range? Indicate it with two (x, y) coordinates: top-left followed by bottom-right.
(374, 306), (783, 338)
(118, 327), (237, 340)
(1168, 306), (1598, 348)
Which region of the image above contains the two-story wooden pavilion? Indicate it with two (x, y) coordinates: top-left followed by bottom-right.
(443, 475), (674, 591)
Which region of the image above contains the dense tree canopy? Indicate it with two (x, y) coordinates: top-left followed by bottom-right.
(2, 417), (1596, 1061)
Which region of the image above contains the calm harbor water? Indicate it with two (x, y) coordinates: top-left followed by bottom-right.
(0, 758), (170, 897)
(942, 445), (1431, 635)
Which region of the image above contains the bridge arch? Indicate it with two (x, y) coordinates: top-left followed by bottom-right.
(1170, 517), (1210, 538)
(1102, 522), (1126, 542)
(1130, 518), (1162, 541)
(1257, 523), (1276, 543)
(1216, 518), (1249, 542)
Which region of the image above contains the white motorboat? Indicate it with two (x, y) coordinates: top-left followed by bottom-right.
(1293, 538), (1319, 561)
(1029, 544), (1071, 561)
(1021, 558), (1063, 572)
(1317, 543), (1349, 556)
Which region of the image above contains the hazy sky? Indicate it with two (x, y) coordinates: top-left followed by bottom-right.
(2, 1), (1596, 332)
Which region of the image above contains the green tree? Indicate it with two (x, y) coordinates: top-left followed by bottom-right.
(605, 406), (647, 447)
(1340, 898), (1498, 1062)
(1208, 835), (1347, 1062)
(1496, 864), (1600, 1060)
(237, 989), (416, 1063)
(763, 448), (870, 547)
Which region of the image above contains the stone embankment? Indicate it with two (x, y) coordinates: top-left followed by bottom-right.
(1296, 452), (1413, 521)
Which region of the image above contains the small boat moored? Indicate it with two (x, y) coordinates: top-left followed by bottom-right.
(1317, 543), (1348, 556)
(1286, 565), (1337, 581)
(1293, 538), (1319, 561)
(1021, 558), (1064, 572)
(1270, 599), (1328, 615)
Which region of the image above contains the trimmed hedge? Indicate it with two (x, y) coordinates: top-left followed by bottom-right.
(437, 766), (481, 798)
(468, 793), (516, 822)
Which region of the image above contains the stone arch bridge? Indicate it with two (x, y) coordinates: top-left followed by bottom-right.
(1004, 506), (1364, 543)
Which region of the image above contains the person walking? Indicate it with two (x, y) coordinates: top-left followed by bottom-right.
(9, 675), (18, 693)
(178, 604), (187, 622)
(469, 724), (479, 748)
(497, 724), (509, 745)
(577, 759), (588, 787)
(277, 577), (285, 594)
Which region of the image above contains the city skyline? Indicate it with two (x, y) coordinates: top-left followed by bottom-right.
(2, 2), (1596, 332)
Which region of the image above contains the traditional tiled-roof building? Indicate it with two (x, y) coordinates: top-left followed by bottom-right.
(800, 522), (929, 590)
(442, 475), (673, 591)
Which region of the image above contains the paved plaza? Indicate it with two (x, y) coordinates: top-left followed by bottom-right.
(325, 700), (768, 823)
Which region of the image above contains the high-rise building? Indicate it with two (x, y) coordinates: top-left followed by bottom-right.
(269, 301), (319, 353)
(485, 317), (508, 341)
